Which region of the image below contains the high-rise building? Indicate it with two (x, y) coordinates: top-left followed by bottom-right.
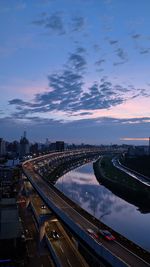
(56, 141), (64, 151)
(30, 143), (38, 154)
(7, 141), (20, 157)
(45, 138), (50, 147)
(0, 138), (6, 156)
(19, 131), (29, 158)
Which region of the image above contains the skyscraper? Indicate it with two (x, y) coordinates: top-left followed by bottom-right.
(19, 131), (29, 158)
(0, 138), (6, 156)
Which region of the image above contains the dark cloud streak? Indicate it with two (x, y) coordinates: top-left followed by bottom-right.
(32, 12), (65, 35)
(71, 16), (85, 32)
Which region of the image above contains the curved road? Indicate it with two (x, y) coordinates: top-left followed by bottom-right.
(23, 151), (150, 267)
(112, 158), (150, 187)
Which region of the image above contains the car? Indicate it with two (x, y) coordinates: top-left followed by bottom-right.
(87, 228), (98, 239)
(21, 234), (25, 240)
(98, 229), (115, 241)
(51, 230), (60, 239)
(25, 229), (29, 234)
(41, 204), (46, 209)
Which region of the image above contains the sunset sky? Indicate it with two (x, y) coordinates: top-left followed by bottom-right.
(0, 0), (150, 144)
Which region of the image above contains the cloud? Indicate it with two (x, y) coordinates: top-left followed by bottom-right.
(79, 82), (124, 110)
(96, 68), (104, 73)
(120, 137), (149, 141)
(118, 117), (150, 125)
(1, 114), (150, 144)
(130, 33), (150, 55)
(113, 47), (128, 66)
(95, 59), (105, 66)
(113, 61), (127, 66)
(2, 114), (150, 128)
(109, 40), (118, 45)
(132, 34), (141, 39)
(32, 13), (86, 35)
(139, 48), (150, 54)
(100, 15), (114, 32)
(77, 112), (92, 116)
(71, 16), (85, 32)
(32, 12), (65, 35)
(76, 47), (86, 54)
(115, 47), (128, 61)
(95, 59), (105, 72)
(67, 52), (87, 72)
(0, 110), (4, 115)
(45, 13), (65, 34)
(37, 70), (84, 112)
(9, 99), (30, 106)
(93, 44), (101, 52)
(8, 49), (148, 120)
(9, 78), (132, 116)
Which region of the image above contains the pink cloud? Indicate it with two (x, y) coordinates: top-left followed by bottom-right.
(120, 137), (149, 141)
(1, 79), (47, 101)
(86, 96), (150, 120)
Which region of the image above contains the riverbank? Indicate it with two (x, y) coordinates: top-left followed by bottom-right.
(120, 155), (150, 178)
(93, 156), (150, 211)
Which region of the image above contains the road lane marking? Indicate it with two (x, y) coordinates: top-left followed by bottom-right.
(60, 245), (64, 253)
(114, 240), (150, 266)
(67, 259), (72, 267)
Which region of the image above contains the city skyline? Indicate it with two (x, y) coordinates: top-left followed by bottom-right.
(0, 0), (150, 144)
(1, 133), (150, 147)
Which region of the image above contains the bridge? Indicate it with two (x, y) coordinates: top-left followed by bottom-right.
(22, 149), (150, 267)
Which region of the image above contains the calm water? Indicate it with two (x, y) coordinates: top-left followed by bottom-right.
(55, 163), (150, 251)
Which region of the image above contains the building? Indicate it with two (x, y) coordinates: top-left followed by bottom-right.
(0, 198), (24, 261)
(48, 142), (55, 151)
(30, 143), (38, 154)
(0, 138), (6, 156)
(56, 141), (64, 151)
(19, 132), (29, 158)
(7, 140), (20, 157)
(127, 146), (149, 157)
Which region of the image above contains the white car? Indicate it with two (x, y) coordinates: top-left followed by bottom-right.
(51, 230), (60, 239)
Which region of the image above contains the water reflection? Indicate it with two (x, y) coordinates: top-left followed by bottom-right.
(93, 162), (150, 214)
(55, 163), (150, 251)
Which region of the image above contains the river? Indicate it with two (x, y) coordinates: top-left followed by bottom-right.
(55, 162), (150, 252)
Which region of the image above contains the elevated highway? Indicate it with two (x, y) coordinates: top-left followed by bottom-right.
(22, 150), (150, 267)
(30, 194), (89, 267)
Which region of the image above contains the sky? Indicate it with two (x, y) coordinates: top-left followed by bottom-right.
(0, 0), (150, 145)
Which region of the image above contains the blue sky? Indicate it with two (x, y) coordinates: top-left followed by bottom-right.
(0, 0), (150, 144)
